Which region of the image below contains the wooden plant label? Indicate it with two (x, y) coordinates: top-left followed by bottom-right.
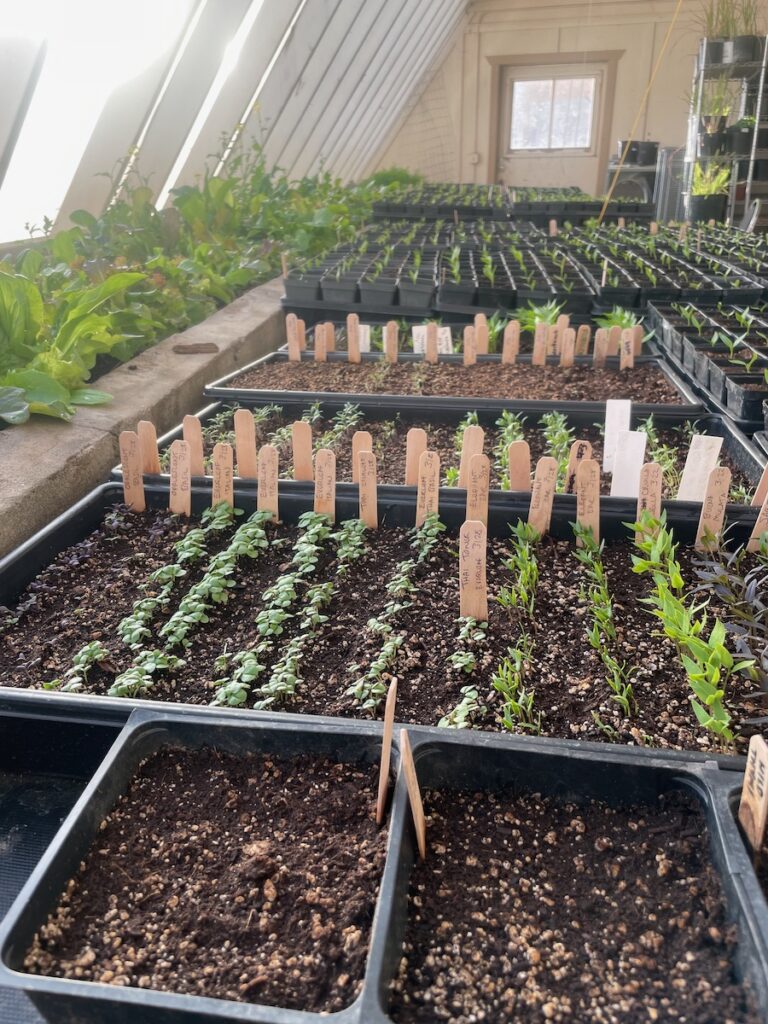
(559, 327), (576, 368)
(416, 450), (440, 527)
(459, 520), (488, 620)
(466, 453), (490, 526)
(564, 439), (592, 494)
(347, 312), (361, 364)
(576, 459), (600, 545)
(212, 442), (234, 507)
(169, 440), (192, 516)
(376, 680), (398, 825)
(314, 325), (327, 362)
(507, 440), (531, 492)
(436, 326), (453, 354)
(632, 323), (644, 356)
(463, 325), (477, 366)
(603, 399), (632, 473)
(425, 321), (438, 364)
(257, 444), (279, 520)
(474, 312), (487, 331)
(314, 449), (336, 521)
(358, 324), (370, 352)
(592, 328), (609, 368)
(297, 318), (307, 351)
(352, 430), (373, 484)
(739, 735), (768, 853)
(474, 318), (489, 355)
(677, 435), (723, 501)
(183, 415), (205, 476)
(548, 218), (558, 237)
(286, 313), (301, 361)
(358, 450), (378, 528)
(695, 466), (731, 551)
(400, 729), (427, 860)
(619, 329), (635, 370)
(137, 420), (161, 475)
(636, 463), (664, 538)
(546, 324), (558, 356)
(385, 320), (398, 363)
(617, 216), (626, 230)
(292, 421), (313, 481)
(601, 259), (608, 288)
(607, 325), (622, 357)
(610, 430), (647, 497)
(324, 321), (336, 352)
(752, 463), (768, 509)
(575, 324), (591, 356)
(234, 409), (258, 480)
(747, 488), (768, 552)
(532, 323), (548, 366)
(405, 427), (428, 486)
(119, 431), (146, 512)
(650, 220), (659, 235)
(502, 320), (520, 364)
(458, 424), (484, 488)
(528, 457), (557, 536)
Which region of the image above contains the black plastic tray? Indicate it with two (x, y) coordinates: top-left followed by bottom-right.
(203, 349), (704, 420)
(0, 709), (765, 1023)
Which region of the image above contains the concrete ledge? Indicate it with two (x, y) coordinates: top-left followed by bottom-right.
(0, 277), (284, 558)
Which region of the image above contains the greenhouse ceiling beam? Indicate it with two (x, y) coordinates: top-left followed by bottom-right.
(0, 37), (46, 191)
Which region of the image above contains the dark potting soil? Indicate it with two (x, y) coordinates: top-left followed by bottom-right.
(228, 360), (683, 404)
(24, 747), (387, 1013)
(389, 788), (758, 1024)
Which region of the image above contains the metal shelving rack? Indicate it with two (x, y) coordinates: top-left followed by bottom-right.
(684, 37), (768, 226)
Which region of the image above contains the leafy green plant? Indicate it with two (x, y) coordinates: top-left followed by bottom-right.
(492, 635), (541, 733)
(692, 161), (731, 197)
(516, 300), (564, 334)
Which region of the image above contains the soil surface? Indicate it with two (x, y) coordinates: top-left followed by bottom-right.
(389, 788), (759, 1024)
(228, 360), (684, 404)
(25, 747), (387, 1012)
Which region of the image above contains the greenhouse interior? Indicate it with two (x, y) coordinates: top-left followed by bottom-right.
(4, 0), (768, 1021)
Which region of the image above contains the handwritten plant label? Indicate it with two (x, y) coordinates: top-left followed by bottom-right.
(416, 451), (440, 526)
(405, 427), (428, 486)
(137, 420), (161, 474)
(169, 440), (192, 516)
(619, 329), (635, 370)
(234, 409), (258, 479)
(183, 415), (205, 476)
(610, 430), (647, 497)
(376, 680), (398, 825)
(314, 448), (336, 521)
(575, 324), (591, 355)
(528, 457), (557, 536)
(603, 399), (632, 473)
(459, 520), (488, 620)
(400, 729), (427, 859)
(607, 325), (622, 356)
(565, 440), (593, 494)
(739, 735), (768, 852)
(559, 327), (576, 367)
(507, 440), (531, 492)
(358, 450), (378, 528)
(352, 430), (373, 484)
(347, 312), (361, 363)
(257, 445), (279, 519)
(532, 323), (548, 366)
(292, 420), (313, 481)
(677, 435), (723, 501)
(211, 442), (234, 507)
(466, 453), (490, 526)
(286, 312), (301, 361)
(119, 431), (145, 511)
(592, 328), (609, 368)
(463, 325), (477, 366)
(502, 320), (520, 364)
(695, 466), (731, 550)
(358, 324), (371, 352)
(414, 324), (452, 358)
(747, 488), (768, 552)
(385, 321), (398, 363)
(576, 459), (600, 545)
(458, 424), (484, 488)
(546, 324), (558, 356)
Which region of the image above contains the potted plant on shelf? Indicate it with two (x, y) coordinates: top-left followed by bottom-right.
(725, 114), (757, 155)
(698, 76), (732, 155)
(724, 0), (765, 62)
(689, 161), (731, 222)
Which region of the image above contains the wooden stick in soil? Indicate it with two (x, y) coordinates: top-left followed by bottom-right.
(564, 440), (593, 494)
(314, 448), (336, 521)
(324, 322), (336, 352)
(546, 323), (558, 357)
(183, 415), (205, 476)
(592, 328), (609, 368)
(137, 420), (161, 475)
(738, 734), (768, 859)
(548, 218), (558, 237)
(607, 325), (622, 357)
(416, 450), (440, 527)
(751, 462), (768, 508)
(531, 323), (547, 366)
(286, 313), (301, 362)
(352, 430), (373, 484)
(292, 421), (313, 481)
(425, 321), (438, 364)
(466, 453), (490, 526)
(376, 679), (398, 825)
(405, 427), (427, 486)
(347, 313), (361, 364)
(632, 323), (644, 356)
(463, 325), (477, 366)
(211, 442), (234, 507)
(169, 439), (192, 516)
(399, 729), (427, 860)
(297, 317), (306, 351)
(458, 424), (484, 488)
(385, 321), (398, 364)
(677, 435), (723, 502)
(528, 456), (557, 536)
(559, 327), (575, 368)
(358, 450), (378, 529)
(257, 445), (279, 520)
(474, 317), (489, 355)
(575, 323), (591, 356)
(234, 409), (258, 480)
(314, 324), (327, 362)
(650, 220), (658, 235)
(695, 466), (731, 551)
(459, 520), (488, 620)
(576, 458), (600, 545)
(119, 431), (146, 512)
(507, 440), (531, 491)
(619, 328), (635, 370)
(636, 463), (663, 540)
(747, 487), (768, 552)
(502, 320), (519, 364)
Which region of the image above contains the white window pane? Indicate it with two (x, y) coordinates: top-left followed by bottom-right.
(551, 77), (595, 148)
(510, 80), (552, 149)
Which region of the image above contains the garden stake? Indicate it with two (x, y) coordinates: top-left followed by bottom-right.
(559, 327), (575, 367)
(183, 415), (205, 476)
(556, 312), (570, 338)
(619, 329), (635, 370)
(459, 520), (488, 620)
(751, 463), (768, 508)
(137, 420), (161, 475)
(575, 324), (591, 355)
(286, 313), (300, 361)
(475, 317), (489, 355)
(564, 440), (592, 494)
(119, 431), (146, 512)
(502, 320), (520, 364)
(347, 312), (361, 364)
(603, 399), (631, 473)
(385, 320), (398, 363)
(234, 408), (258, 480)
(416, 450), (440, 527)
(376, 679), (398, 825)
(324, 321), (336, 352)
(314, 448), (336, 521)
(297, 317), (306, 351)
(169, 440), (192, 516)
(747, 489), (768, 552)
(352, 430), (373, 484)
(532, 323), (547, 365)
(739, 735), (768, 860)
(211, 442), (234, 507)
(548, 218), (558, 237)
(528, 457), (557, 536)
(463, 325), (477, 366)
(358, 450), (378, 529)
(576, 459), (600, 545)
(618, 217), (626, 230)
(425, 321), (438, 364)
(291, 421), (313, 481)
(458, 424), (484, 488)
(314, 326), (327, 362)
(607, 325), (622, 356)
(592, 328), (609, 367)
(610, 431), (647, 497)
(400, 729), (427, 860)
(467, 453), (490, 526)
(695, 466), (731, 551)
(601, 259), (608, 287)
(650, 220), (658, 234)
(546, 324), (558, 356)
(677, 435), (723, 502)
(632, 324), (644, 356)
(257, 445), (279, 520)
(507, 440), (531, 491)
(636, 463), (663, 538)
(405, 427), (427, 486)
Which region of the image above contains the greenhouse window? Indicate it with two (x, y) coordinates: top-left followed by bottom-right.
(509, 75), (597, 151)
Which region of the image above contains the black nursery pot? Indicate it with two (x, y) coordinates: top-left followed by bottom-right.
(726, 126), (755, 156)
(358, 277), (399, 307)
(689, 194), (727, 224)
(437, 280), (478, 306)
(635, 141), (659, 165)
(320, 276), (360, 305)
(724, 35), (763, 63)
(283, 274), (322, 302)
(699, 37), (725, 64)
(699, 131), (725, 156)
(725, 374), (768, 420)
(618, 140), (639, 163)
(397, 279), (435, 309)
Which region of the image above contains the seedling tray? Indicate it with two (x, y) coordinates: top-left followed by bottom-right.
(0, 710), (765, 1023)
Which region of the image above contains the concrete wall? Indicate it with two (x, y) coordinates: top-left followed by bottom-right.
(372, 0), (700, 193)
